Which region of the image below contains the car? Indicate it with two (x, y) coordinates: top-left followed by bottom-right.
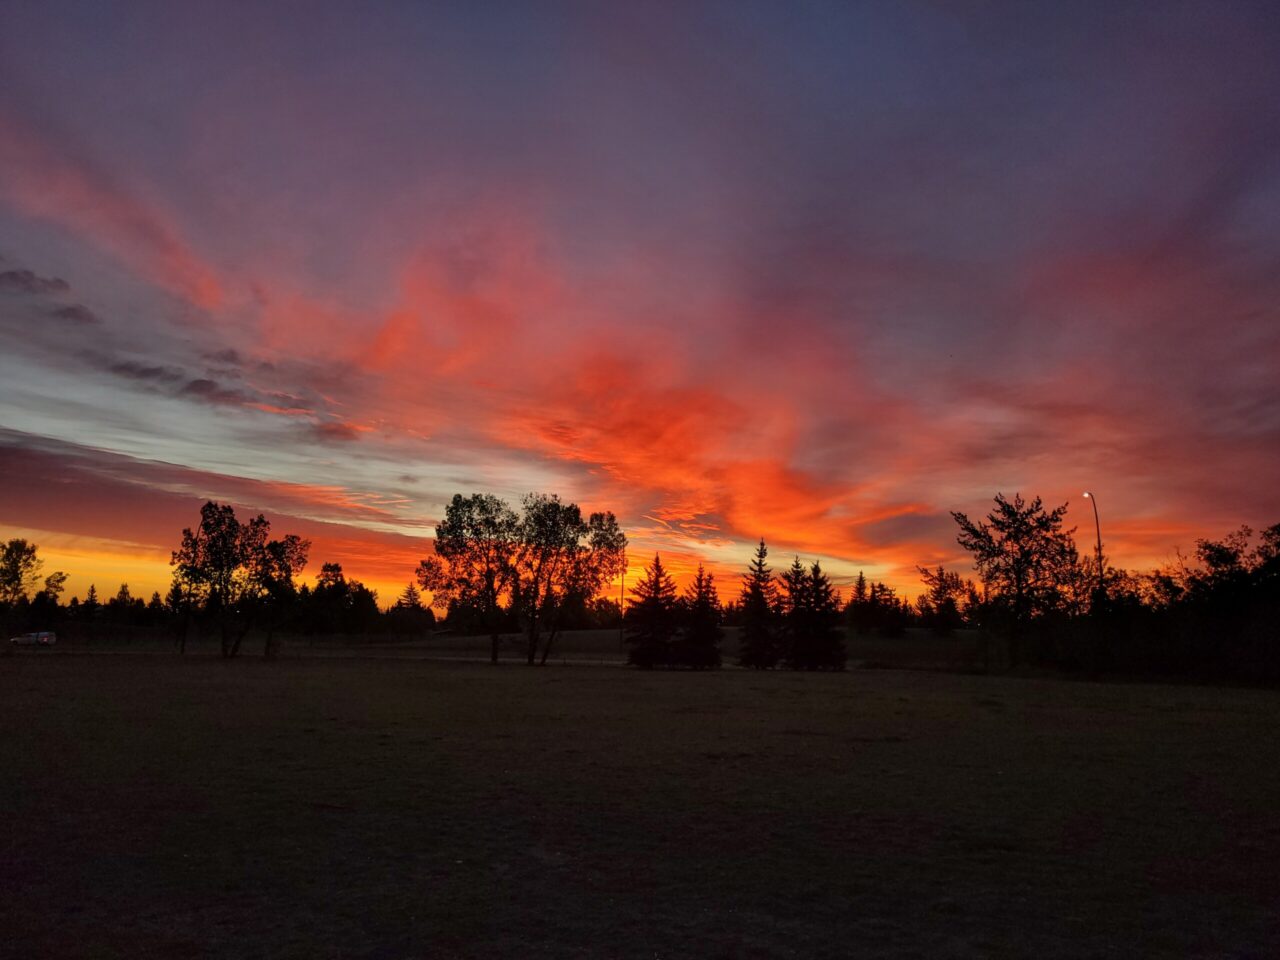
(8, 631), (56, 646)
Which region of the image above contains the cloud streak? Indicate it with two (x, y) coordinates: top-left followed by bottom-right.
(0, 107), (223, 308)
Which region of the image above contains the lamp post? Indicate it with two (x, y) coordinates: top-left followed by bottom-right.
(1082, 492), (1103, 597)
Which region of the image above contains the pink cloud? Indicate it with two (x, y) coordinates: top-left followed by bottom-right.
(0, 106), (223, 308)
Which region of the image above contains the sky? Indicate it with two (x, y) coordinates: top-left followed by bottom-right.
(2, 1), (1279, 605)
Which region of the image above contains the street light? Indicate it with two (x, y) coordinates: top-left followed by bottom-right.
(1082, 492), (1103, 596)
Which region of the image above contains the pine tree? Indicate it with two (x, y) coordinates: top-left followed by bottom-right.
(395, 582), (423, 610)
(780, 557), (812, 668)
(848, 570), (871, 635)
(82, 584), (100, 618)
(738, 539), (779, 668)
(853, 570), (868, 604)
(677, 565), (722, 668)
(147, 592), (164, 626)
(804, 561), (846, 670)
(625, 554), (679, 668)
(389, 581), (434, 636)
(917, 565), (964, 634)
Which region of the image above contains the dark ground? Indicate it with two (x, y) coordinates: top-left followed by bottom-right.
(2, 651), (1277, 958)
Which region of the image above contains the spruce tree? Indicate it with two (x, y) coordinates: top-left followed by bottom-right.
(780, 557), (812, 668)
(625, 554), (679, 668)
(82, 584), (100, 618)
(805, 561), (846, 670)
(677, 565), (722, 668)
(738, 539), (779, 668)
(847, 570), (871, 635)
(395, 582), (424, 610)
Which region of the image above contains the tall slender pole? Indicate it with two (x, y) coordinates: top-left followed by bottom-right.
(618, 567), (625, 647)
(1083, 492), (1103, 595)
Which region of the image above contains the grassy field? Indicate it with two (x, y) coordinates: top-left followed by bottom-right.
(2, 653), (1277, 958)
(151, 625), (987, 671)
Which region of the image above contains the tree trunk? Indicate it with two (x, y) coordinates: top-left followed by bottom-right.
(489, 632), (500, 665)
(522, 601), (539, 665)
(263, 624), (278, 660)
(539, 627), (561, 666)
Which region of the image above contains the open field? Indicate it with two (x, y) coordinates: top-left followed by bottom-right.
(2, 654), (1277, 958)
(46, 626), (986, 672)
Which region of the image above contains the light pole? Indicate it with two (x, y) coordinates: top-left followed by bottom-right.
(1082, 491), (1103, 597)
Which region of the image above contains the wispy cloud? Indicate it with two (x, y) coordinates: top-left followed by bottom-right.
(0, 268), (69, 295)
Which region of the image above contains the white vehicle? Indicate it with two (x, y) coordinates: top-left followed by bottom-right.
(8, 631), (56, 646)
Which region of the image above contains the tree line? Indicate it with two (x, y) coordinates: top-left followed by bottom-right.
(0, 504), (436, 657)
(3, 490), (1277, 680)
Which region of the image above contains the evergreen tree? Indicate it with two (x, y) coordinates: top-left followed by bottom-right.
(917, 566), (964, 634)
(389, 582), (435, 635)
(625, 554), (679, 668)
(82, 584), (100, 618)
(780, 557), (812, 668)
(847, 570), (872, 634)
(147, 591), (164, 626)
(738, 539), (779, 668)
(805, 562), (846, 669)
(676, 564), (722, 668)
(395, 582), (424, 610)
(782, 560), (846, 670)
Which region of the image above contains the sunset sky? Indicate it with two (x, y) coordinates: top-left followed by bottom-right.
(2, 2), (1279, 604)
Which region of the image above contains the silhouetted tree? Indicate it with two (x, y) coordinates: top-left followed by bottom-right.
(416, 493), (520, 664)
(388, 582), (436, 635)
(780, 557), (812, 665)
(165, 578), (195, 653)
(107, 583), (145, 632)
(952, 493), (1076, 664)
(511, 494), (627, 666)
(16, 567), (66, 629)
(916, 566), (965, 634)
(171, 501), (310, 658)
(42, 570), (68, 603)
(0, 538), (43, 606)
(782, 560), (844, 669)
(254, 534), (310, 659)
(805, 561), (846, 669)
(303, 562), (378, 637)
(847, 570), (873, 635)
(625, 554), (679, 668)
(82, 584), (100, 621)
(675, 564), (722, 668)
(739, 539), (779, 668)
(415, 491), (625, 664)
(538, 506), (627, 665)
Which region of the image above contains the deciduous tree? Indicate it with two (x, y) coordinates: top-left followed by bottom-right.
(417, 493), (520, 664)
(952, 493), (1077, 663)
(0, 538), (42, 606)
(171, 501), (309, 658)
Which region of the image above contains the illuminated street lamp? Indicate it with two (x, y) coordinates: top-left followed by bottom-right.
(1082, 492), (1104, 596)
